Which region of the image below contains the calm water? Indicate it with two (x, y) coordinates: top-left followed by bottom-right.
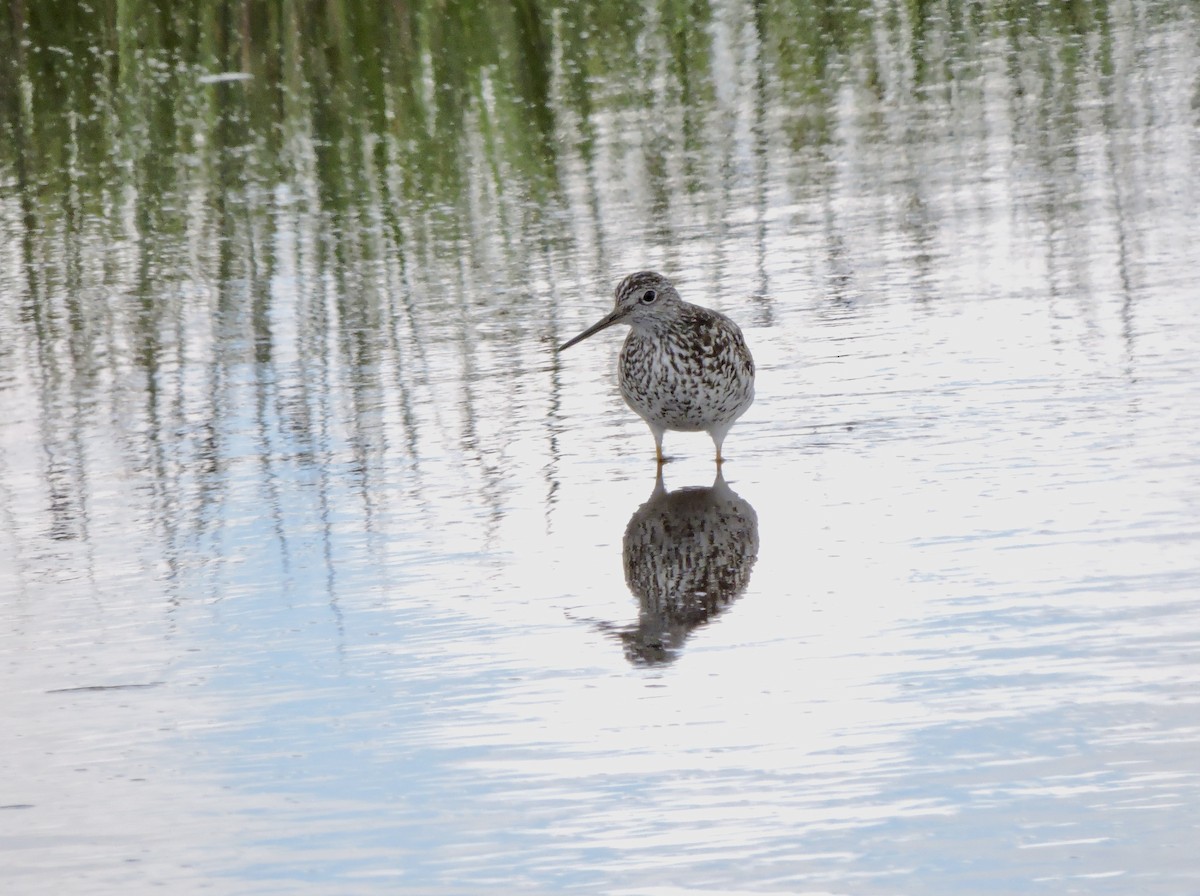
(3, 1), (1200, 893)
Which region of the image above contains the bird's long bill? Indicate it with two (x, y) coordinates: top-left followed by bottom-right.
(557, 308), (626, 352)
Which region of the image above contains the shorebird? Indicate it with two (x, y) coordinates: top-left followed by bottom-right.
(557, 271), (755, 463)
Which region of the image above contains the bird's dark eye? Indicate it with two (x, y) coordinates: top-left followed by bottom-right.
(640, 289), (657, 305)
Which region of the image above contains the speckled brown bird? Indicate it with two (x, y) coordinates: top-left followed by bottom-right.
(557, 271), (755, 463)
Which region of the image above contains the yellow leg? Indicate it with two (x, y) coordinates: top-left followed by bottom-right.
(711, 426), (730, 465)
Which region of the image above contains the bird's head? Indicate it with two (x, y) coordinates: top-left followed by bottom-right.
(558, 271), (682, 352)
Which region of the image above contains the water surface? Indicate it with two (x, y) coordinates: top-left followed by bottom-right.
(2, 1), (1199, 893)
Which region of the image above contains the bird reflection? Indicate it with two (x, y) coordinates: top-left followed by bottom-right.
(598, 468), (759, 665)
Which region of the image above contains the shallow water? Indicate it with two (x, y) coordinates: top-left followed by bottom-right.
(3, 1), (1200, 893)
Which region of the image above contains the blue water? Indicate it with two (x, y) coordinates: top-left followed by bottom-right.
(3, 3), (1200, 893)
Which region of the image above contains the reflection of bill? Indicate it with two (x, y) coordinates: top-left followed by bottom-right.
(603, 468), (759, 665)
